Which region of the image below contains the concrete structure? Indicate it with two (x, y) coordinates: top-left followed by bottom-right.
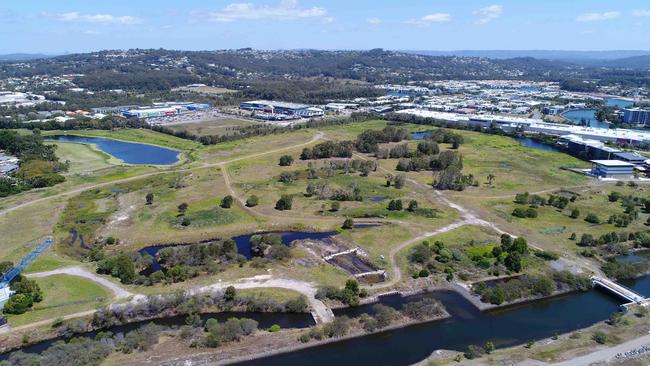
(0, 153), (19, 176)
(560, 135), (620, 160)
(590, 160), (635, 178)
(623, 108), (650, 126)
(396, 109), (650, 144)
(592, 276), (648, 308)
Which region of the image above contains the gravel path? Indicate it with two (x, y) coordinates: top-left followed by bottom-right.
(550, 333), (650, 366)
(26, 266), (135, 299)
(188, 275), (334, 324)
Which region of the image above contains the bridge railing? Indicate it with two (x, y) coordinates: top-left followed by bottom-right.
(0, 237), (53, 288)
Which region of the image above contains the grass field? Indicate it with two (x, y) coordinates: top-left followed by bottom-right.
(168, 118), (259, 137)
(7, 274), (110, 327)
(50, 142), (118, 173)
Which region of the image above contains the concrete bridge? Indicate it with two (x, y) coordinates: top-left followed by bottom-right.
(591, 276), (648, 307)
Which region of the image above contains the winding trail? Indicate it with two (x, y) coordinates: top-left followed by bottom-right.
(187, 275), (334, 324)
(26, 266), (136, 300)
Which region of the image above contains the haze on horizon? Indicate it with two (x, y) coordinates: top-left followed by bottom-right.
(1, 0), (650, 54)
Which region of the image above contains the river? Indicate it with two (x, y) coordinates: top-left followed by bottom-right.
(47, 135), (181, 165)
(237, 276), (650, 366)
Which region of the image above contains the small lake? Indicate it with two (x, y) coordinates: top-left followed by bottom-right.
(514, 137), (561, 152)
(561, 109), (610, 129)
(139, 231), (339, 273)
(410, 131), (432, 140)
(607, 98), (634, 108)
(47, 135), (181, 165)
(239, 276), (650, 366)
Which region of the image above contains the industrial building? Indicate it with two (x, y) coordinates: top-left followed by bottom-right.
(591, 160), (635, 179)
(122, 103), (211, 119)
(239, 100), (323, 117)
(623, 108), (650, 126)
(0, 153), (19, 176)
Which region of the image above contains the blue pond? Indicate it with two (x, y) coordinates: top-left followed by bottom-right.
(607, 98), (634, 108)
(47, 135), (180, 165)
(410, 131), (432, 140)
(514, 137), (561, 152)
(561, 109), (610, 129)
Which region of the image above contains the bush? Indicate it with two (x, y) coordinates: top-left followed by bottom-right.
(342, 218), (354, 229)
(585, 213), (600, 224)
(279, 155), (294, 166)
(221, 195), (234, 208)
(3, 293), (33, 314)
(269, 324), (281, 332)
(388, 199), (403, 211)
(592, 331), (608, 344)
(285, 295), (309, 312)
(246, 195), (259, 207)
(570, 208), (580, 219)
(275, 195), (293, 210)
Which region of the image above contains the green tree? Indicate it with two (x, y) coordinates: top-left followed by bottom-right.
(275, 195), (293, 210)
(484, 341), (495, 354)
(330, 201), (341, 212)
(224, 286), (237, 301)
(407, 200), (418, 212)
(342, 218), (354, 229)
(178, 202), (188, 216)
(221, 195), (234, 208)
(246, 195), (259, 207)
(570, 208), (580, 219)
(279, 155), (294, 166)
(504, 251), (522, 272)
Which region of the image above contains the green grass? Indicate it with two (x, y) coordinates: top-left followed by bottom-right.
(50, 141), (118, 173)
(168, 118), (260, 137)
(7, 274), (110, 327)
(42, 128), (200, 150)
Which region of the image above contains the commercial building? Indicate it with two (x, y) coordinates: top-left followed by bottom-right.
(122, 102), (212, 119)
(613, 152), (647, 165)
(0, 153), (19, 176)
(240, 100), (309, 115)
(591, 160), (635, 179)
(623, 108), (650, 126)
(560, 135), (620, 160)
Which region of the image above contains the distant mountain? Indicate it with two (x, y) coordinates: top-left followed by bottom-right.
(406, 50), (650, 62)
(0, 53), (55, 61)
(592, 55), (650, 69)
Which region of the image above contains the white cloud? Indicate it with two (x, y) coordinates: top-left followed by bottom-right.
(367, 17), (382, 25)
(633, 10), (650, 17)
(47, 11), (142, 25)
(323, 16), (335, 24)
(83, 30), (102, 35)
(208, 0), (327, 22)
(576, 11), (620, 22)
(473, 4), (503, 24)
(405, 13), (451, 26)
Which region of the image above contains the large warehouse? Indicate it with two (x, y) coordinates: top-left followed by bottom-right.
(240, 100), (323, 117)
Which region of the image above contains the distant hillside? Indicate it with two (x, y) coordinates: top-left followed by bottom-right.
(595, 55), (650, 69)
(407, 50), (650, 61)
(0, 53), (55, 61)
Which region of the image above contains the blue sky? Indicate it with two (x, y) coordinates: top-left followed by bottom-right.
(1, 0), (649, 53)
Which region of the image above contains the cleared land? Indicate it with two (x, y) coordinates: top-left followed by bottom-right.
(168, 117), (259, 137)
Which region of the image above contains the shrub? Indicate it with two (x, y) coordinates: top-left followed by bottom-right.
(279, 155), (294, 166)
(342, 218), (354, 229)
(570, 208), (580, 219)
(592, 331), (608, 344)
(221, 195), (234, 208)
(269, 324), (281, 332)
(388, 199), (403, 211)
(585, 213), (600, 224)
(275, 195), (293, 210)
(246, 195), (259, 207)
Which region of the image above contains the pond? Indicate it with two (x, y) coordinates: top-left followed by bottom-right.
(47, 135), (181, 165)
(139, 231), (340, 273)
(607, 98), (634, 108)
(0, 311), (315, 360)
(238, 276), (650, 366)
(514, 137), (561, 152)
(410, 131), (433, 140)
(561, 109), (610, 129)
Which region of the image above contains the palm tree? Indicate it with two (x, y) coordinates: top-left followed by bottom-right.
(486, 173), (496, 186)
